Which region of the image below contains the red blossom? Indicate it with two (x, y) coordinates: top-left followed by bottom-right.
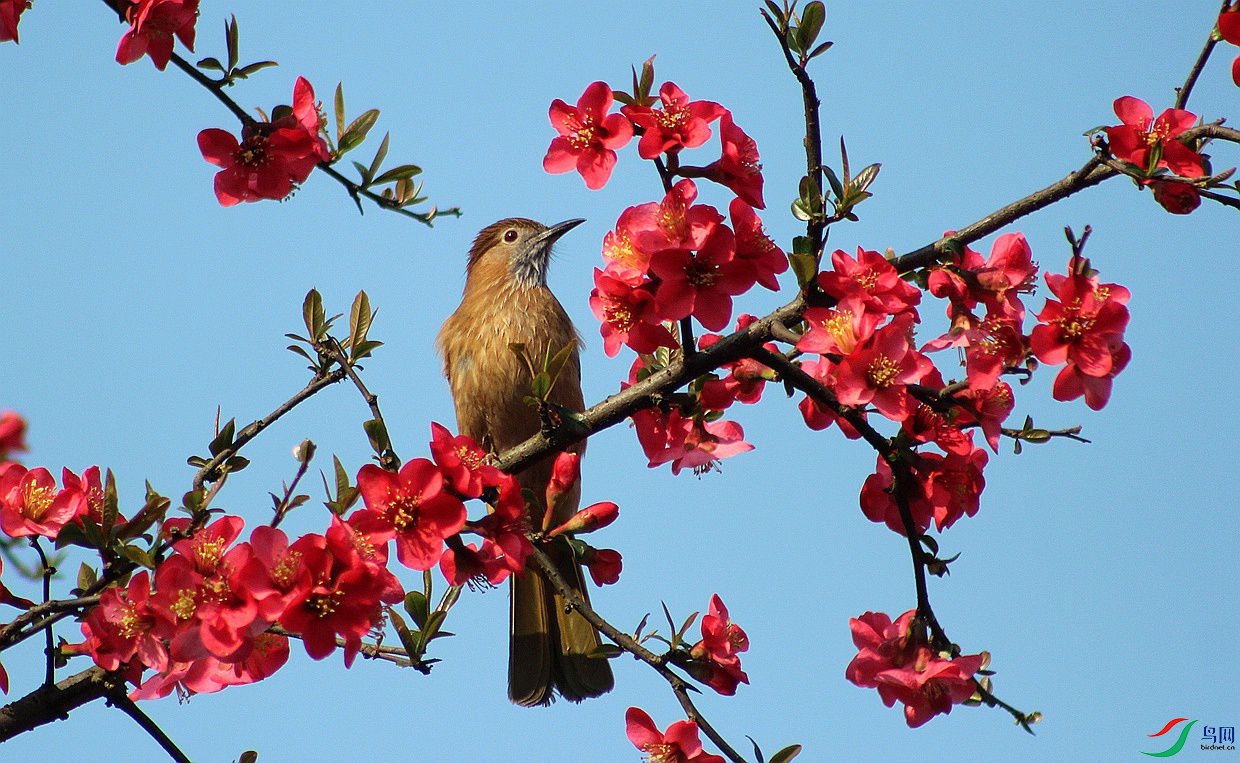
(928, 233), (1037, 321)
(622, 81), (726, 159)
(845, 609), (986, 728)
(797, 298), (882, 357)
(924, 448), (988, 531)
(0, 411), (26, 459)
(543, 81), (634, 189)
(0, 0), (31, 44)
(590, 267), (675, 357)
(115, 0), (199, 71)
(923, 310), (1028, 392)
(1030, 263), (1130, 380)
(859, 455), (934, 535)
(649, 226), (750, 332)
(439, 540), (511, 587)
(0, 464), (76, 539)
(79, 572), (168, 673)
(472, 475), (533, 575)
(703, 112), (764, 208)
(636, 408), (754, 475)
(698, 318), (775, 410)
(833, 313), (935, 422)
(238, 525), (320, 623)
(1052, 341), (1131, 410)
(197, 77), (330, 206)
(953, 381), (1016, 453)
(1151, 180), (1201, 214)
(693, 594), (748, 665)
(728, 198), (786, 290)
(545, 451), (581, 512)
(355, 459), (467, 571)
(584, 547), (623, 586)
(1103, 96), (1204, 177)
(625, 707), (725, 763)
(1221, 9), (1240, 86)
(428, 422), (503, 499)
(818, 247), (921, 319)
(629, 179), (723, 254)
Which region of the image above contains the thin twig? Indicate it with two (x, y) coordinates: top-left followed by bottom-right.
(29, 540), (55, 687)
(317, 338), (400, 471)
(108, 691), (193, 763)
(1174, 0), (1231, 110)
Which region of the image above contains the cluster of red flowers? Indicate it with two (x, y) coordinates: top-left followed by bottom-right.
(1103, 96), (1207, 214)
(0, 415), (624, 702)
(115, 0), (199, 71)
(845, 610), (987, 728)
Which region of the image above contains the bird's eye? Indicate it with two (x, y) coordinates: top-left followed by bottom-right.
(503, 229), (519, 243)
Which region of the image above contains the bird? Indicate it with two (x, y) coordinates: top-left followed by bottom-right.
(437, 216), (614, 706)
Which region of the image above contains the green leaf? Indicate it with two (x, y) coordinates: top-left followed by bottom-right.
(197, 57), (225, 72)
(333, 82), (346, 142)
(238, 752), (259, 763)
(225, 15), (239, 71)
(363, 417), (392, 458)
(77, 563), (98, 592)
(788, 251), (817, 287)
(791, 197), (812, 222)
(348, 291), (373, 358)
(366, 133), (390, 184)
(373, 164), (423, 185)
(119, 544), (156, 570)
(116, 486), (169, 541)
(388, 606), (422, 657)
(770, 744), (803, 763)
(823, 166), (844, 200)
(797, 2), (825, 53)
(351, 339), (383, 361)
(404, 590), (429, 629)
(232, 60), (278, 80)
(302, 289), (324, 338)
(851, 162), (881, 194)
(102, 468), (120, 539)
(807, 40), (834, 59)
(208, 418), (237, 457)
(530, 372), (551, 401)
(638, 55), (656, 99)
(338, 108), (380, 156)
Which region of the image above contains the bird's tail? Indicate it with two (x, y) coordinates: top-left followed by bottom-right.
(509, 541), (614, 706)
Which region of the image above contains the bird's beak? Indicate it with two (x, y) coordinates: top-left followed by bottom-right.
(534, 218), (586, 249)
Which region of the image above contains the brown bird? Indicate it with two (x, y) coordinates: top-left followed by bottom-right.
(437, 217), (614, 706)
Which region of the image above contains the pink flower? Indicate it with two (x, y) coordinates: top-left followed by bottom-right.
(923, 311), (1028, 392)
(79, 572), (168, 673)
(355, 459), (467, 571)
(471, 475), (533, 575)
(1220, 9), (1240, 87)
(0, 0), (31, 44)
(543, 81), (634, 189)
(1030, 263), (1130, 377)
(688, 593), (750, 694)
(1104, 96), (1204, 177)
(0, 410), (26, 460)
(1052, 340), (1131, 410)
(728, 199), (786, 291)
(115, 0), (199, 71)
(928, 233), (1037, 321)
(197, 76), (330, 206)
(622, 81), (725, 159)
(625, 707), (725, 763)
(637, 409), (754, 475)
(703, 112), (764, 208)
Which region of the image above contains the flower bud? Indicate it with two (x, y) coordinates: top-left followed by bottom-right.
(544, 452), (580, 510)
(548, 501), (618, 538)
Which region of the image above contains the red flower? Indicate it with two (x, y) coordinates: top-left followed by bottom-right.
(0, 410), (25, 460)
(833, 313), (935, 422)
(584, 547), (623, 586)
(278, 517), (403, 666)
(115, 0), (199, 71)
(1052, 340), (1131, 411)
(239, 525), (319, 623)
(695, 594), (748, 664)
(629, 179), (723, 254)
(797, 298), (882, 357)
(543, 81), (634, 190)
(1030, 264), (1130, 377)
(590, 268), (675, 357)
(622, 81), (726, 159)
(625, 707), (725, 763)
(1151, 180), (1200, 214)
(439, 540), (511, 587)
(649, 226), (750, 332)
(197, 77), (330, 206)
(0, 0), (31, 44)
(355, 459), (467, 571)
(1218, 9), (1240, 87)
(61, 466), (116, 526)
(845, 609), (986, 728)
(544, 451), (580, 513)
(428, 422), (503, 499)
(953, 381), (1015, 453)
(729, 199), (786, 291)
(859, 455), (934, 535)
(1104, 96), (1204, 177)
(600, 206), (655, 284)
(924, 447), (988, 531)
(637, 409), (754, 475)
(928, 233), (1037, 321)
(703, 112), (764, 208)
(923, 311), (1028, 392)
(698, 318), (775, 410)
(472, 475), (534, 575)
(819, 247), (922, 319)
(0, 464), (75, 539)
(79, 572), (168, 673)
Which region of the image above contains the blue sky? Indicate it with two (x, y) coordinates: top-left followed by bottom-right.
(1, 2), (1236, 761)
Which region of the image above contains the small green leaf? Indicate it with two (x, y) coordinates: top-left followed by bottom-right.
(404, 590), (429, 629)
(797, 2), (825, 53)
(208, 418), (237, 457)
(197, 57), (225, 72)
(366, 133), (390, 183)
(388, 606), (422, 657)
(338, 108), (380, 156)
(770, 744), (803, 763)
(530, 373), (551, 401)
(77, 563), (98, 591)
(807, 40), (834, 59)
(373, 164), (423, 185)
(102, 468), (120, 538)
(363, 417), (392, 459)
(588, 644), (624, 659)
(225, 15), (239, 71)
(232, 60), (278, 80)
(788, 251), (818, 287)
(823, 166), (844, 201)
(119, 544), (156, 570)
(348, 291), (373, 356)
(238, 752), (259, 763)
(333, 82), (346, 142)
(302, 289), (324, 338)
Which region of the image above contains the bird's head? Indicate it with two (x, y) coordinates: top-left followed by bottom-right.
(466, 217), (585, 289)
